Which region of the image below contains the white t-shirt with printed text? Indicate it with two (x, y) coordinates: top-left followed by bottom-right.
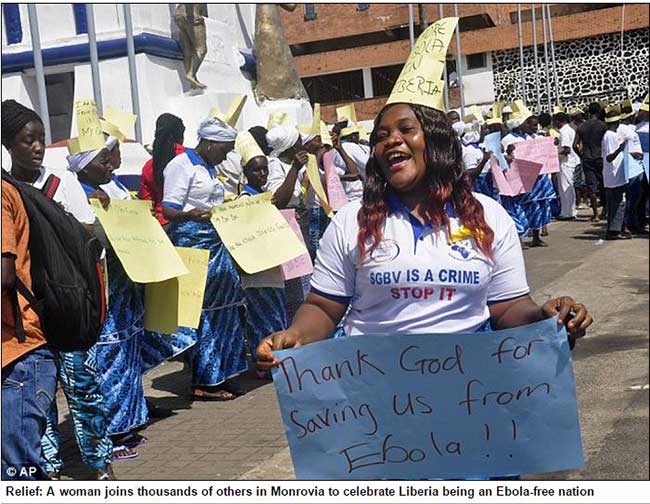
(310, 194), (530, 336)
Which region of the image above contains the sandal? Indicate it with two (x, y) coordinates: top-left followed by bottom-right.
(112, 445), (139, 461)
(118, 433), (147, 449)
(191, 388), (237, 401)
(222, 382), (247, 396)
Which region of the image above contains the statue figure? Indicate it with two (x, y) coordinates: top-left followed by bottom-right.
(174, 4), (208, 89)
(255, 4), (309, 102)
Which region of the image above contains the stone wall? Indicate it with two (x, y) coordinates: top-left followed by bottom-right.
(493, 28), (649, 110)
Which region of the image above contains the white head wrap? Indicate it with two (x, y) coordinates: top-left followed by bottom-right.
(66, 149), (103, 174)
(506, 117), (525, 130)
(451, 120), (466, 138)
(197, 116), (237, 142)
(300, 132), (318, 145)
(266, 126), (300, 158)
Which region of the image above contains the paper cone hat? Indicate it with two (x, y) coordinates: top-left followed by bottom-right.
(358, 124), (370, 142)
(100, 119), (126, 142)
(569, 107), (584, 117)
(209, 95), (247, 128)
(235, 131), (265, 165)
(385, 17), (458, 112)
(336, 104), (357, 124)
(511, 100), (534, 122)
(553, 105), (566, 115)
(267, 112), (291, 129)
(486, 102), (504, 125)
(620, 99), (635, 119)
(604, 104), (621, 123)
(641, 94), (649, 113)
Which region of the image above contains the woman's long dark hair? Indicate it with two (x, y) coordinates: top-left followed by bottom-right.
(152, 113), (185, 188)
(357, 103), (495, 261)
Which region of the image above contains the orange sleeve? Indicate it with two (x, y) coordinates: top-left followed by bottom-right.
(1, 183), (18, 258)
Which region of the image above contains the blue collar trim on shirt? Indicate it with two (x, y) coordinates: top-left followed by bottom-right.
(242, 184), (260, 195)
(185, 148), (216, 179)
(111, 174), (129, 193)
(79, 181), (96, 196)
(510, 131), (527, 139)
(386, 191), (457, 249)
(463, 141), (481, 149)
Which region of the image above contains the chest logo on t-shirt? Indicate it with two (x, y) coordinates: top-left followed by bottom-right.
(448, 238), (477, 262)
(368, 239), (401, 264)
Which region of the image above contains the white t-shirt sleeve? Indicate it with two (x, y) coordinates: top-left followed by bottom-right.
(560, 125), (573, 149)
(341, 143), (370, 178)
(602, 131), (622, 160)
(310, 203), (359, 300)
(162, 156), (192, 210)
(479, 196), (530, 303)
(60, 171), (96, 224)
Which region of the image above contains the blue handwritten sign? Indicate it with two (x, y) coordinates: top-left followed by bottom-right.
(272, 317), (584, 480)
(623, 143), (644, 181)
(483, 131), (509, 172)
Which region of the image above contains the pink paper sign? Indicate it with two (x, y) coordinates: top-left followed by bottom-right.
(489, 157), (517, 197)
(279, 209), (314, 280)
(513, 158), (544, 192)
(322, 150), (348, 211)
(512, 137), (560, 174)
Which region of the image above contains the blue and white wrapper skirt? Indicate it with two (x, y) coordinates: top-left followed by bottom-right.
(243, 287), (287, 356)
(166, 220), (248, 387)
(500, 195), (530, 238)
(472, 173), (501, 203)
(96, 252), (148, 435)
(520, 175), (556, 230)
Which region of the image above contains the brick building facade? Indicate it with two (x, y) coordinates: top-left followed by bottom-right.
(279, 4), (649, 122)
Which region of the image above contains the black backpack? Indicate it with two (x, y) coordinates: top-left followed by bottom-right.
(2, 170), (106, 351)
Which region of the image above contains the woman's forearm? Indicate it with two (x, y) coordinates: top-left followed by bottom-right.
(491, 297), (545, 330)
(291, 294), (347, 345)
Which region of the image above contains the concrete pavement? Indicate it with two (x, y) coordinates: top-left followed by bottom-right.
(55, 215), (649, 480)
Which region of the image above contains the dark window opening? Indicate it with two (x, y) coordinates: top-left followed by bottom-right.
(45, 72), (75, 143)
(466, 53), (487, 70)
(304, 4), (317, 21)
(458, 14), (495, 31)
(302, 70), (364, 105)
(371, 64), (404, 97)
(357, 4), (369, 12)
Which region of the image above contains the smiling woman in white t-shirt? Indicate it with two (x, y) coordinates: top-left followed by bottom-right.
(257, 103), (593, 367)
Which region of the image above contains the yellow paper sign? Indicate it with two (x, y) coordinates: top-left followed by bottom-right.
(103, 106), (136, 139)
(175, 247), (209, 328)
(305, 154), (333, 217)
(469, 105), (483, 122)
(320, 121), (333, 147)
(386, 17), (458, 112)
(210, 193), (307, 274)
(100, 120), (125, 142)
(91, 199), (189, 283)
(267, 112), (290, 129)
(311, 103), (321, 135)
(67, 137), (82, 154)
(336, 104), (357, 124)
(75, 99), (105, 152)
(144, 278), (180, 333)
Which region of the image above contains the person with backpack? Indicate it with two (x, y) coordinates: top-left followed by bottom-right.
(1, 179), (57, 480)
(67, 140), (151, 459)
(1, 100), (115, 480)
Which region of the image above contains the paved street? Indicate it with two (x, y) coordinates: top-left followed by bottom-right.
(56, 213), (649, 481)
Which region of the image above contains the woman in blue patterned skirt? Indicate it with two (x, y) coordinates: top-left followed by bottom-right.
(162, 117), (248, 401)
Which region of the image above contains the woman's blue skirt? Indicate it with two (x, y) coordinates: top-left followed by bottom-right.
(472, 173), (501, 203)
(243, 287), (287, 356)
(500, 195), (530, 238)
(166, 220), (247, 387)
(520, 175), (556, 230)
(96, 252), (148, 435)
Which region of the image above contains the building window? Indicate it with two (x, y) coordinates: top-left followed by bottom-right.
(466, 53), (487, 70)
(371, 64), (404, 97)
(2, 4), (22, 44)
(302, 70), (364, 105)
(72, 4), (88, 35)
(357, 4), (369, 11)
(304, 4), (317, 21)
